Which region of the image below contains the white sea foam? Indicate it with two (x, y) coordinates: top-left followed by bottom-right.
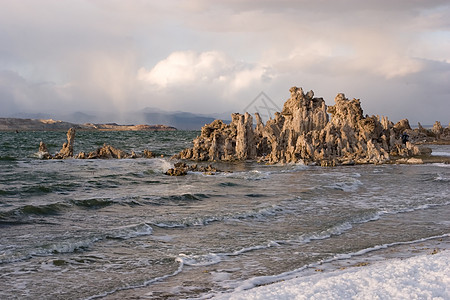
(434, 173), (449, 182)
(150, 158), (174, 173)
(228, 241), (280, 257)
(216, 250), (449, 300)
(178, 253), (222, 266)
(220, 170), (272, 181)
(431, 151), (450, 157)
(213, 234), (450, 299)
(29, 237), (99, 261)
(298, 212), (380, 244)
(108, 223), (153, 239)
(382, 201), (450, 216)
(431, 162), (450, 168)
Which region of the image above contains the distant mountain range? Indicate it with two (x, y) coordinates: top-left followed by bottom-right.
(0, 118), (177, 132)
(6, 109), (234, 130)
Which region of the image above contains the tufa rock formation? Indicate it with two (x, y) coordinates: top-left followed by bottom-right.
(408, 121), (450, 145)
(38, 142), (52, 159)
(175, 86), (433, 165)
(165, 162), (222, 176)
(76, 144), (128, 159)
(54, 128), (76, 159)
(39, 128), (157, 160)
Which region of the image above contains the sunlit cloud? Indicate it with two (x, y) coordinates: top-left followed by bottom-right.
(137, 50), (272, 92)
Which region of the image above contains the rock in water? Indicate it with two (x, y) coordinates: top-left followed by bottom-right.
(164, 162), (223, 176)
(165, 162), (189, 176)
(432, 121), (443, 139)
(54, 127), (76, 159)
(176, 86), (424, 165)
(38, 142), (52, 159)
(39, 128), (161, 160)
(77, 144), (128, 159)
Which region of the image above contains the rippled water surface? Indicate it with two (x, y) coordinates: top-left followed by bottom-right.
(0, 131), (449, 299)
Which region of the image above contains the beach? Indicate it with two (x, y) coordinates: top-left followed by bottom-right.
(215, 236), (449, 299)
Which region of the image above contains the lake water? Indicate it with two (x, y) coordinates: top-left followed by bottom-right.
(0, 131), (449, 299)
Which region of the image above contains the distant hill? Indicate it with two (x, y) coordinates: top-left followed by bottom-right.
(7, 109), (232, 130)
(140, 112), (216, 130)
(0, 118), (78, 131)
(0, 118), (176, 131)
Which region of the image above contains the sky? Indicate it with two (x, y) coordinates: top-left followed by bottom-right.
(0, 0), (449, 125)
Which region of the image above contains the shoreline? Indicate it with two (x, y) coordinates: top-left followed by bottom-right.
(307, 234), (450, 275)
(217, 235), (449, 299)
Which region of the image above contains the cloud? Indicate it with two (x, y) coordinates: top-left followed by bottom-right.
(0, 0), (449, 124)
(138, 50), (273, 92)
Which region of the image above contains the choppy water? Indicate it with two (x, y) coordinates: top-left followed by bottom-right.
(0, 131), (449, 299)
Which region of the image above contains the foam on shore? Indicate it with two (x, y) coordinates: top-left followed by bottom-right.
(215, 237), (450, 300)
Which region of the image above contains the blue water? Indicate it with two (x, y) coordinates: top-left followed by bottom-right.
(0, 131), (449, 299)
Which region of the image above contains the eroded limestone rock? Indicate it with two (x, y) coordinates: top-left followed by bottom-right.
(77, 144), (128, 159)
(38, 142), (52, 159)
(408, 121), (450, 144)
(54, 127), (76, 159)
(39, 128), (158, 160)
(165, 162), (222, 176)
(176, 86), (428, 165)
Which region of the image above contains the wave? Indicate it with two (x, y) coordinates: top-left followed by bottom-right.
(0, 236), (99, 264)
(106, 223), (153, 240)
(22, 185), (53, 195)
(382, 200), (450, 216)
(151, 205), (285, 228)
(0, 197), (143, 225)
(173, 210), (382, 270)
(0, 222), (154, 264)
(431, 151), (450, 157)
(0, 203), (70, 224)
(151, 158), (176, 173)
(245, 193), (266, 198)
(0, 200), (106, 225)
(0, 193), (214, 226)
(433, 174), (449, 182)
(324, 178), (363, 192)
(219, 170), (272, 181)
(86, 255), (184, 300)
(294, 210), (382, 245)
(139, 193), (212, 207)
(0, 156), (17, 161)
(160, 193), (210, 202)
(219, 182), (240, 187)
(177, 203), (446, 272)
(431, 163), (450, 168)
(0, 189), (18, 196)
(1, 182), (82, 197)
(70, 198), (114, 209)
(173, 211), (381, 269)
(150, 195), (445, 231)
(177, 241), (281, 268)
(178, 253), (222, 267)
